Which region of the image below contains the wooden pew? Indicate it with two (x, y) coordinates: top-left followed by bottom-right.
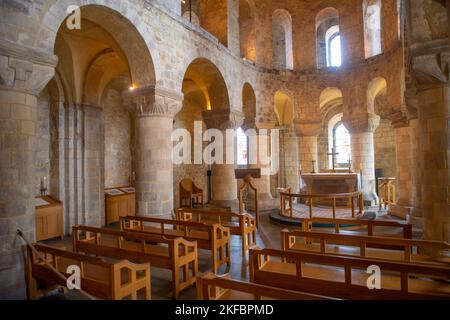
(26, 243), (151, 300)
(120, 216), (231, 273)
(249, 247), (450, 300)
(281, 229), (450, 265)
(197, 273), (336, 300)
(303, 217), (413, 239)
(176, 208), (257, 255)
(72, 225), (197, 299)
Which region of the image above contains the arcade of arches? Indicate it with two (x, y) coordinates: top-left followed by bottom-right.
(0, 0), (449, 299)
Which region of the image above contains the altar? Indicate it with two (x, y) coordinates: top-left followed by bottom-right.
(300, 173), (361, 206)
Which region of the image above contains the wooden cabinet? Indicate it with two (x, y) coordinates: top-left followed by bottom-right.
(105, 187), (136, 226)
(35, 196), (64, 242)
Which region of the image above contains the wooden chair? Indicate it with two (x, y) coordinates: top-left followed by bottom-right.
(197, 273), (335, 300)
(281, 229), (450, 265)
(120, 216), (231, 273)
(249, 247), (450, 300)
(72, 225), (198, 299)
(176, 208), (257, 255)
(180, 179), (204, 208)
(26, 243), (151, 300)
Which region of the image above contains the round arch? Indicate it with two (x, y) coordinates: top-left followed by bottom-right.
(367, 77), (387, 114)
(40, 3), (157, 88)
(182, 58), (230, 111)
(274, 91), (294, 127)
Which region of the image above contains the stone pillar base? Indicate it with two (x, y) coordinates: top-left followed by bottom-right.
(245, 193), (278, 212)
(209, 199), (239, 212)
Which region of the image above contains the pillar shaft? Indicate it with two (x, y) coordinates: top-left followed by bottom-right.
(298, 135), (318, 174)
(344, 113), (380, 205)
(0, 48), (56, 299)
(202, 109), (244, 211)
(394, 126), (413, 206)
(123, 86), (183, 217)
(409, 118), (423, 229)
(418, 85), (450, 242)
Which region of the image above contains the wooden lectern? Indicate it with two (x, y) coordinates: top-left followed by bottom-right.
(235, 168), (261, 228)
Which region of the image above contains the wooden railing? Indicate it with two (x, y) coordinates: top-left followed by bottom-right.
(378, 177), (396, 209)
(279, 191), (364, 219)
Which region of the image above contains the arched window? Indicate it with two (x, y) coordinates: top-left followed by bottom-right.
(316, 8), (341, 69)
(237, 127), (249, 166)
(239, 0), (256, 62)
(272, 9), (294, 70)
(326, 26), (342, 67)
(332, 123), (351, 166)
(363, 0), (382, 58)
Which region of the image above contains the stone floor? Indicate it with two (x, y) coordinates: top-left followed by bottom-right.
(41, 208), (406, 300)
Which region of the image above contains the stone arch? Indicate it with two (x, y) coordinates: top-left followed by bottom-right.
(272, 9), (294, 70)
(367, 77), (387, 114)
(363, 0), (383, 58)
(315, 7), (341, 68)
(239, 0), (256, 62)
(274, 91), (294, 127)
(182, 57), (230, 111)
(242, 82), (256, 129)
(39, 3), (158, 88)
(319, 87), (344, 112)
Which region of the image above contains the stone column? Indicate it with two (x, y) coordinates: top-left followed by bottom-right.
(280, 127), (300, 192)
(202, 109), (244, 211)
(81, 103), (104, 227)
(343, 113), (380, 206)
(417, 85), (450, 242)
(294, 120), (321, 175)
(389, 118), (414, 219)
(409, 117), (423, 229)
(245, 122), (278, 211)
(0, 45), (56, 299)
(123, 86), (183, 217)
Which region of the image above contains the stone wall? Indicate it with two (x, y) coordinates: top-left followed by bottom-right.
(374, 119), (396, 178)
(103, 88), (133, 189)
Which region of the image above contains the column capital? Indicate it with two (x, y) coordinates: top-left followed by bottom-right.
(342, 113), (380, 134)
(122, 85), (183, 119)
(0, 40), (57, 96)
(202, 109), (245, 130)
(293, 119), (321, 137)
(255, 120), (277, 131)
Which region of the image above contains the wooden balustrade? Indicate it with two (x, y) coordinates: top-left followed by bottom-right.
(279, 191), (364, 219)
(378, 177), (396, 210)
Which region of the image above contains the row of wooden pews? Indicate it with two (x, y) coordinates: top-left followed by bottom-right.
(26, 209), (450, 300)
(26, 208), (253, 300)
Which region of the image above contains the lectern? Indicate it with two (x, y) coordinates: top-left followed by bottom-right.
(235, 168), (261, 227)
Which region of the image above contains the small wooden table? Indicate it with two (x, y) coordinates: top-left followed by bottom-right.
(35, 196), (64, 242)
(105, 187), (136, 226)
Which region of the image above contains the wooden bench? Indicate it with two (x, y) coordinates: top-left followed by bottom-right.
(120, 216), (230, 273)
(26, 243), (151, 300)
(303, 217), (413, 239)
(197, 273), (336, 300)
(281, 229), (450, 265)
(176, 208), (257, 255)
(72, 225), (197, 299)
(249, 247), (450, 300)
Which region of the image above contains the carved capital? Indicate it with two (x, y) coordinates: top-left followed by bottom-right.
(342, 113), (380, 134)
(293, 119), (322, 137)
(202, 109), (245, 130)
(0, 41), (57, 95)
(122, 85), (183, 118)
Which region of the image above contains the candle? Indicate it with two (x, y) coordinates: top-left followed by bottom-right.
(41, 176), (47, 190)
